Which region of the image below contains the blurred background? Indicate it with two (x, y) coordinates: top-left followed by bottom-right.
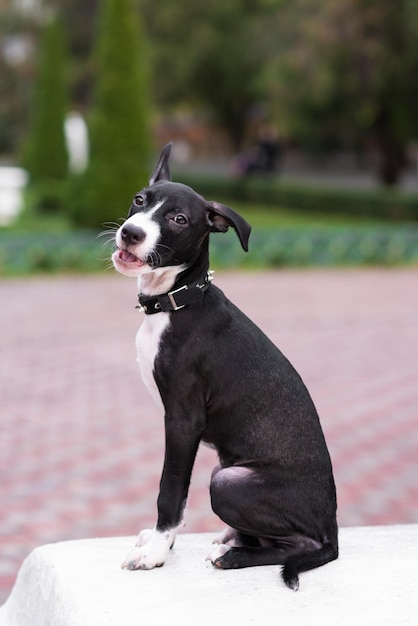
(1, 0), (418, 605)
(1, 0), (418, 269)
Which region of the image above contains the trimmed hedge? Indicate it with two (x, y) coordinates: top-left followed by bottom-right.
(0, 232), (106, 275)
(1, 224), (417, 276)
(176, 174), (418, 221)
(213, 225), (418, 267)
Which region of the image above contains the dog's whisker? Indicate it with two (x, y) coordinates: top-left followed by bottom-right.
(96, 225), (118, 248)
(98, 233), (116, 244)
(97, 228), (118, 240)
(98, 251), (115, 262)
(99, 236), (117, 250)
(156, 243), (174, 254)
(97, 241), (117, 261)
(149, 249), (164, 268)
(149, 243), (174, 268)
(97, 220), (125, 242)
(102, 219), (124, 228)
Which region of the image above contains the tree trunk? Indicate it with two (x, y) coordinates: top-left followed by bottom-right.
(375, 108), (406, 187)
(378, 134), (406, 187)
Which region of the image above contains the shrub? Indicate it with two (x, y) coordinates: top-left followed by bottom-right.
(21, 16), (69, 194)
(75, 0), (152, 228)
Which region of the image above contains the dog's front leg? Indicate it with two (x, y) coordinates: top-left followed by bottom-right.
(122, 414), (202, 570)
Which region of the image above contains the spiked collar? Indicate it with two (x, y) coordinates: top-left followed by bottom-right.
(136, 271), (214, 315)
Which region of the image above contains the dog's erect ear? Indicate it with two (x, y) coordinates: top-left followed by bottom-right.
(206, 201), (251, 252)
(149, 142), (173, 185)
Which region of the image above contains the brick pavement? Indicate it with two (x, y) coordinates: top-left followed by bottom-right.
(1, 269), (418, 604)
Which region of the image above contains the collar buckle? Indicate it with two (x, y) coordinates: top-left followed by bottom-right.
(167, 285), (188, 311)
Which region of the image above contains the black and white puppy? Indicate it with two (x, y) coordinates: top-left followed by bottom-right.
(112, 143), (338, 590)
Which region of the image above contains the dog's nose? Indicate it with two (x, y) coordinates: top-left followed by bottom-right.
(121, 224), (146, 246)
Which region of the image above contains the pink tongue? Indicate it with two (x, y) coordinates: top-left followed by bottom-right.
(120, 249), (139, 262)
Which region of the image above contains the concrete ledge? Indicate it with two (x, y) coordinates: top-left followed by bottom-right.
(1, 526), (417, 626)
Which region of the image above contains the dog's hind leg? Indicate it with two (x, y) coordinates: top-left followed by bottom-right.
(209, 465), (338, 589)
(209, 537), (338, 591)
(210, 464), (274, 537)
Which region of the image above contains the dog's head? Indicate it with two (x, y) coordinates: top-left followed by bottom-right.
(112, 143), (251, 278)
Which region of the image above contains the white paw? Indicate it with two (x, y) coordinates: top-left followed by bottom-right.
(206, 543), (231, 564)
(121, 544), (163, 570)
(121, 527), (177, 571)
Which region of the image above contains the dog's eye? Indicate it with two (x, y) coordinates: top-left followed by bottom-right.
(134, 194), (145, 207)
(173, 214), (188, 225)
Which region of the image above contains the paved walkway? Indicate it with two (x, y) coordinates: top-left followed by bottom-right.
(1, 269), (417, 604)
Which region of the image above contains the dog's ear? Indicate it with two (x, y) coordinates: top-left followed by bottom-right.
(206, 201), (251, 252)
(149, 142), (173, 185)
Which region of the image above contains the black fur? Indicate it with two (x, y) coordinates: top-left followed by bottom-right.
(118, 144), (338, 589)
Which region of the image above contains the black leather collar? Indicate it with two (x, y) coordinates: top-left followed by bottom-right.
(136, 272), (214, 315)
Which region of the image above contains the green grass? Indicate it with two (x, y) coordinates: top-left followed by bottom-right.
(179, 173), (418, 221)
(6, 199), (394, 236)
(6, 211), (74, 234)
(232, 201), (391, 229)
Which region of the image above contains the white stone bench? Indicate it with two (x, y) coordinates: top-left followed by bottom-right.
(0, 167), (27, 225)
(1, 525), (417, 626)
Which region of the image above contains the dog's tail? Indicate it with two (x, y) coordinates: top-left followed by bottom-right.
(281, 535), (338, 591)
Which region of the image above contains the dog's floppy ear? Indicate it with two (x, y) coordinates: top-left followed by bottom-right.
(206, 201), (251, 252)
(149, 142), (173, 185)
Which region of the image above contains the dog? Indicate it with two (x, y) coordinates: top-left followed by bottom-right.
(112, 143), (338, 590)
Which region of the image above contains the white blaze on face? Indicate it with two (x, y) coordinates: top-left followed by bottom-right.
(112, 200), (165, 276)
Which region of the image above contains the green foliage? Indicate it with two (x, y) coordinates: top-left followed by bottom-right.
(24, 179), (70, 216)
(57, 0), (99, 107)
(264, 0), (418, 184)
(0, 231), (106, 276)
(21, 17), (69, 192)
(137, 0), (418, 179)
(76, 0), (151, 228)
(138, 0), (277, 148)
(0, 7), (38, 156)
(210, 225), (418, 268)
(2, 0), (418, 190)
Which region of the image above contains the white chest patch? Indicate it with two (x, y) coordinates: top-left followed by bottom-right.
(136, 312), (170, 407)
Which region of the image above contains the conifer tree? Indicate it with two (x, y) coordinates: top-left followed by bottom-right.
(79, 0), (151, 227)
(22, 15), (68, 211)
